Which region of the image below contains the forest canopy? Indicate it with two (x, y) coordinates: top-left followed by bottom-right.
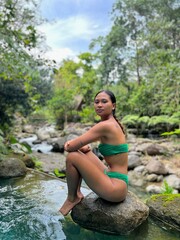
(0, 0), (179, 136)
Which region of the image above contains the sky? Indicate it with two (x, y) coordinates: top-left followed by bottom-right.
(39, 0), (115, 63)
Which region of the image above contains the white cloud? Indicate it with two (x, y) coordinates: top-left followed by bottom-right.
(44, 47), (77, 63)
(39, 15), (108, 46)
(38, 14), (109, 63)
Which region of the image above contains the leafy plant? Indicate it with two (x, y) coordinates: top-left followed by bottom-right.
(161, 180), (174, 194)
(9, 135), (32, 154)
(121, 115), (139, 127)
(148, 115), (169, 126)
(138, 116), (150, 124)
(161, 129), (180, 136)
(54, 168), (66, 178)
(78, 106), (96, 123)
(34, 161), (43, 171)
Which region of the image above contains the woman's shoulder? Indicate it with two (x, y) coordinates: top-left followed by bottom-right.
(91, 119), (114, 132)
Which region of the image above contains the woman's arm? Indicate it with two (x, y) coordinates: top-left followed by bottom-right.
(64, 122), (106, 152)
(79, 144), (91, 153)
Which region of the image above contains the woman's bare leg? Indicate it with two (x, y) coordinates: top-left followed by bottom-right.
(59, 150), (127, 216)
(59, 151), (105, 216)
(77, 177), (84, 198)
(59, 153), (83, 216)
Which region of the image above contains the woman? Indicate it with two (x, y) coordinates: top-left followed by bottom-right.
(59, 90), (128, 216)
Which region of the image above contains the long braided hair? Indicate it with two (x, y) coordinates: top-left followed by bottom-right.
(94, 90), (126, 135)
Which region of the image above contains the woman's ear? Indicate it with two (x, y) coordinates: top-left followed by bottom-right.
(112, 103), (116, 110)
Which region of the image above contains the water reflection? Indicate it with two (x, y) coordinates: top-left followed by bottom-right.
(0, 171), (179, 240)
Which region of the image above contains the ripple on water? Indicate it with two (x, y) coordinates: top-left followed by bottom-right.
(0, 172), (179, 240)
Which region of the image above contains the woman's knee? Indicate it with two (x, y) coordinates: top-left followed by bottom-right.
(66, 151), (80, 163)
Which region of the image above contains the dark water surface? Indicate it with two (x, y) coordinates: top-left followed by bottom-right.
(0, 171), (179, 240)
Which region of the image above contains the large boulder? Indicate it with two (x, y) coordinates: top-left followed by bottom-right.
(22, 124), (35, 134)
(164, 174), (180, 191)
(0, 158), (27, 178)
(71, 191), (149, 235)
(142, 144), (168, 156)
(145, 159), (168, 175)
(51, 137), (67, 153)
(21, 154), (35, 168)
(128, 152), (142, 169)
(146, 194), (180, 231)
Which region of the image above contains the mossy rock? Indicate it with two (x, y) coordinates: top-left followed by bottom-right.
(146, 194), (180, 231)
(0, 158), (27, 178)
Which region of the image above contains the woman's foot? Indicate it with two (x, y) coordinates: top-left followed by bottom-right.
(77, 191), (84, 200)
(59, 196), (83, 216)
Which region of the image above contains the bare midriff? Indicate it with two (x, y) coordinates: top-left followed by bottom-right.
(104, 152), (128, 174)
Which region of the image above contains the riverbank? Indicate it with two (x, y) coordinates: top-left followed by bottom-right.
(15, 122), (180, 195)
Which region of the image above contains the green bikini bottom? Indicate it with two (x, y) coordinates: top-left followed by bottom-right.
(104, 170), (129, 186)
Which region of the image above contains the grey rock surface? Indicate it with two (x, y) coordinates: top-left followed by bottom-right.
(71, 191), (149, 235)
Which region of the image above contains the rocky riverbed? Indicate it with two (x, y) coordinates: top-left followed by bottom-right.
(14, 122), (180, 195)
(1, 122), (180, 233)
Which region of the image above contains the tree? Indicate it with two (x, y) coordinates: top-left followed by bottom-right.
(0, 0), (53, 129)
(90, 0), (180, 117)
(49, 53), (99, 126)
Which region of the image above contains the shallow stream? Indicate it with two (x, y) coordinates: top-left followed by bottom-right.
(0, 171), (180, 240)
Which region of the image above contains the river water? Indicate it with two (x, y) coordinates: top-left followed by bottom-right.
(0, 171), (179, 240)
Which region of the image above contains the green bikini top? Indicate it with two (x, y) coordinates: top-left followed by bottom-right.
(98, 143), (128, 156)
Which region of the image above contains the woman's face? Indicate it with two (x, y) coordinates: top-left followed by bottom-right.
(94, 92), (115, 118)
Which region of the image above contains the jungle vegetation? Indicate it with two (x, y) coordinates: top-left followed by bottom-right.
(0, 0), (179, 137)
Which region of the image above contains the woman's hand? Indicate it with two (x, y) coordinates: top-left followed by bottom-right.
(64, 141), (71, 151)
(79, 145), (91, 153)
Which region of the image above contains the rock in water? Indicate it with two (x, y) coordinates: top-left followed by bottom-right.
(71, 191), (149, 235)
(0, 158), (27, 178)
(146, 194), (180, 231)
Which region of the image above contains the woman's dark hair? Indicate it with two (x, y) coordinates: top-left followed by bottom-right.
(94, 90), (126, 134)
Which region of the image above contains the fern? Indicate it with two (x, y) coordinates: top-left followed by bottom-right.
(148, 115), (169, 126)
(122, 115), (139, 126)
(137, 116), (150, 124)
(161, 180), (174, 194)
(161, 129), (180, 136)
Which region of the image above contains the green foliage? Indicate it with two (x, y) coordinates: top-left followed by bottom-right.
(8, 135), (32, 153)
(138, 116), (150, 124)
(78, 106), (96, 123)
(48, 88), (75, 128)
(9, 135), (19, 144)
(122, 115), (139, 127)
(161, 180), (174, 194)
(148, 115), (169, 126)
(161, 129), (180, 136)
(90, 0), (179, 121)
(121, 114), (179, 134)
(0, 140), (9, 155)
(0, 129), (8, 155)
(34, 160), (43, 171)
(50, 53), (99, 127)
(0, 0), (53, 129)
(0, 129), (4, 136)
(1, 0), (179, 133)
(0, 154), (7, 161)
(54, 168), (66, 178)
(20, 143), (32, 154)
(168, 112), (180, 125)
